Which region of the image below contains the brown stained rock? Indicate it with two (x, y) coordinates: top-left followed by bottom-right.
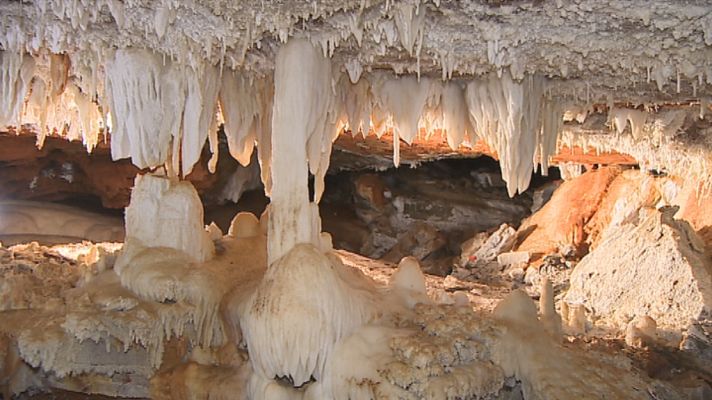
(0, 132), (139, 207)
(585, 169), (661, 249)
(333, 129), (495, 168)
(354, 173), (388, 209)
(514, 167), (622, 264)
(0, 132), (220, 208)
(381, 222), (449, 275)
(552, 145), (638, 166)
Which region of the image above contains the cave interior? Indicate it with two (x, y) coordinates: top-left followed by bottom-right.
(1, 1), (712, 399)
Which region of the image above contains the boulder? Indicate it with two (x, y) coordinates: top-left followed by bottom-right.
(382, 222), (447, 264)
(565, 207), (712, 334)
(515, 167), (621, 263)
(460, 224), (516, 268)
(497, 251), (530, 267)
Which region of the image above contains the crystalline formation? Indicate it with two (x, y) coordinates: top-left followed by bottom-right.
(1, 1), (712, 399)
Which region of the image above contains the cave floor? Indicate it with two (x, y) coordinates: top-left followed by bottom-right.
(1, 239), (710, 399)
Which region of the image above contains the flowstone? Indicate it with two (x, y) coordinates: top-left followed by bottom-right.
(118, 173), (214, 265)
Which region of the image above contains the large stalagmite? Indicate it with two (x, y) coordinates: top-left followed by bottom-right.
(241, 39), (378, 393)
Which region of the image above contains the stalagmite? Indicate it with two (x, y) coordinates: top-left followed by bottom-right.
(228, 212), (261, 239)
(241, 39), (379, 392)
(116, 174), (214, 265)
(206, 222), (223, 241)
(390, 256), (430, 308)
(539, 278), (562, 338)
(241, 243), (379, 390)
(625, 316), (658, 348)
(2, 1), (712, 399)
(566, 304), (587, 335)
(493, 290), (651, 400)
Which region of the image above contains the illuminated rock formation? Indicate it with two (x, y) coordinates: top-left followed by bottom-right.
(1, 1), (712, 399)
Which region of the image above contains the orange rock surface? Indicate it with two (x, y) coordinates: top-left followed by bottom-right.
(585, 170), (660, 248)
(334, 129), (495, 163)
(552, 145), (637, 166)
(515, 167), (622, 263)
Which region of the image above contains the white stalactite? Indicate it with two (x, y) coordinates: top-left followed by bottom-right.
(465, 71), (553, 197)
(105, 49), (185, 170)
(440, 81), (470, 150)
(0, 51), (35, 127)
(393, 1), (426, 58)
(219, 71), (273, 167)
(341, 75), (372, 137)
(181, 64), (221, 176)
(537, 97), (562, 175)
(371, 74), (432, 167)
(18, 51), (105, 151)
(106, 48), (221, 176)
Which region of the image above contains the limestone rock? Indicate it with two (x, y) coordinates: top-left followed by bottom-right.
(461, 223), (516, 268)
(497, 251), (530, 267)
(565, 207), (712, 334)
(530, 180), (560, 214)
(673, 179), (712, 253)
(680, 321), (712, 363)
(585, 169), (661, 249)
(515, 167), (620, 263)
(382, 222), (447, 272)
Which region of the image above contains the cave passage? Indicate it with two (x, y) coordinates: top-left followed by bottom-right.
(2, 2), (712, 398)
